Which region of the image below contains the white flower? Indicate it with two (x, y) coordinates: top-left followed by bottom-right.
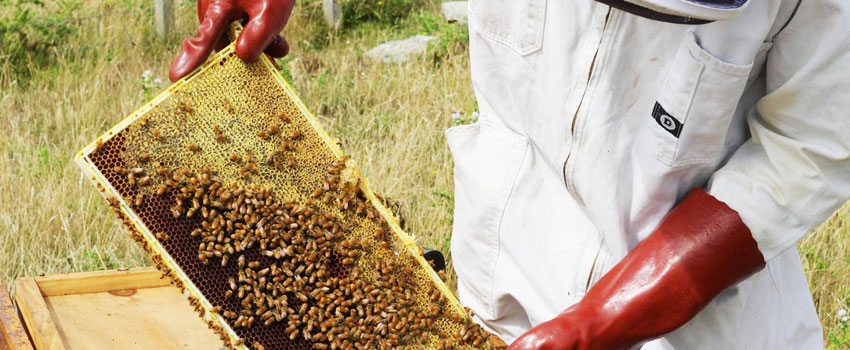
(843, 316), (849, 323)
(142, 70), (153, 79)
(839, 309), (848, 318)
(450, 111), (461, 120)
(471, 111), (479, 118)
(153, 78), (162, 85)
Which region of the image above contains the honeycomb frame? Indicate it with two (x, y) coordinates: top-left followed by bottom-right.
(75, 23), (478, 350)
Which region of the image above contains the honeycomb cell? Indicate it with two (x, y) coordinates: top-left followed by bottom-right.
(80, 44), (493, 350)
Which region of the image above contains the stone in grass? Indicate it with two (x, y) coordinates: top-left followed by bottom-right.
(364, 35), (437, 64)
(441, 1), (468, 25)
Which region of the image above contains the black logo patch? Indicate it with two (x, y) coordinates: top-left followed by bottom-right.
(652, 102), (683, 138)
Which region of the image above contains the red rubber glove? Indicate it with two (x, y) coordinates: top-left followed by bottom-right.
(169, 0), (295, 82)
(508, 188), (766, 350)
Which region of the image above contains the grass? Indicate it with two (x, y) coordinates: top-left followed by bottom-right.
(0, 0), (847, 347)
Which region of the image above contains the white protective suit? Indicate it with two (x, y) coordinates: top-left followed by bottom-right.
(447, 0), (850, 349)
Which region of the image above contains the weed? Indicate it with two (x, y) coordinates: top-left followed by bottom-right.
(0, 0), (82, 82)
(79, 247), (121, 270)
(410, 11), (468, 63)
(827, 308), (850, 349)
(340, 0), (431, 27)
(451, 110), (478, 126)
(277, 56), (299, 91)
(138, 69), (163, 101)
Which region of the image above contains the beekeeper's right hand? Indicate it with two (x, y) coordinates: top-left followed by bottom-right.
(169, 0), (295, 82)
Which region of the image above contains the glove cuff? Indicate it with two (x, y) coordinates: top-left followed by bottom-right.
(658, 188), (766, 294)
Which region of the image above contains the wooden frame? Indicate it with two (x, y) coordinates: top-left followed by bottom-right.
(0, 284), (33, 350)
(14, 278), (62, 350)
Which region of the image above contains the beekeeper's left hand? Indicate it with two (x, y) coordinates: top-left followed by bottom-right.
(507, 189), (766, 350)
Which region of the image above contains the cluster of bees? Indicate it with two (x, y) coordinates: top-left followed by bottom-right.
(112, 155), (490, 349)
(92, 89), (494, 349)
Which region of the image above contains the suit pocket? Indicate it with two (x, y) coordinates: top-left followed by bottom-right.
(653, 32), (754, 167)
(469, 0), (546, 56)
(446, 119), (528, 312)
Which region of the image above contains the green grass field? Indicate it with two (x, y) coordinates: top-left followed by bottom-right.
(1, 0), (848, 347)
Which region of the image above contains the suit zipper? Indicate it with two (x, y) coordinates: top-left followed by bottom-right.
(562, 8), (611, 203)
(585, 241), (603, 292)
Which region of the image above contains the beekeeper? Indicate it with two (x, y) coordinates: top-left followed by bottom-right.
(170, 0), (850, 348)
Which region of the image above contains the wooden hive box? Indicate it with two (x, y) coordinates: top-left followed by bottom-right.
(3, 269), (507, 349)
(9, 267), (225, 350)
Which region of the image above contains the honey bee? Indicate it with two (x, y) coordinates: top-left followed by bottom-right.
(187, 143), (199, 152)
(264, 152), (276, 165)
(268, 125), (279, 135)
(213, 125), (222, 134)
(179, 101), (193, 114)
(229, 153), (240, 162)
(151, 130), (161, 140)
(233, 338), (244, 346)
(134, 193), (144, 207)
(277, 113), (290, 123)
(437, 270), (447, 281)
(95, 138), (104, 151)
(155, 232), (168, 241)
(289, 130), (302, 140)
(473, 336), (484, 346)
(279, 140), (293, 152)
(253, 342), (265, 350)
(258, 130), (269, 139)
(215, 133), (227, 142)
(138, 176), (151, 186)
(224, 99), (234, 113)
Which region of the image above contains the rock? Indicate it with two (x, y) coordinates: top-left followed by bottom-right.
(364, 35), (436, 64)
(441, 1), (468, 24)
